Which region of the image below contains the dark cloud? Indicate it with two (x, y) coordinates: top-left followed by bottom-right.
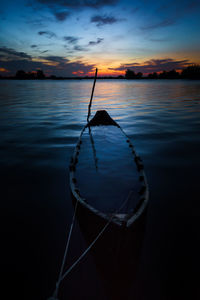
(54, 11), (70, 21)
(149, 38), (169, 42)
(88, 38), (104, 46)
(109, 58), (191, 74)
(73, 45), (87, 51)
(157, 0), (200, 15)
(143, 0), (200, 32)
(38, 31), (57, 38)
(0, 49), (95, 76)
(26, 14), (54, 28)
(0, 59), (46, 74)
(35, 0), (118, 23)
(63, 36), (79, 44)
(38, 0), (118, 9)
(40, 55), (69, 64)
(0, 47), (32, 60)
(30, 44), (51, 53)
(91, 15), (121, 26)
(131, 7), (139, 14)
(141, 18), (176, 31)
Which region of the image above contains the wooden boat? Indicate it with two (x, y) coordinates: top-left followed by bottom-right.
(69, 109), (149, 228)
(50, 70), (149, 300)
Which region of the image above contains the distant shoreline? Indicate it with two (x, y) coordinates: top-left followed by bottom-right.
(0, 77), (200, 80)
(1, 65), (200, 80)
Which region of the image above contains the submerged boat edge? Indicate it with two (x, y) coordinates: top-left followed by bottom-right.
(69, 110), (149, 228)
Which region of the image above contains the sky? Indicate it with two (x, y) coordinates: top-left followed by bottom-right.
(0, 0), (200, 77)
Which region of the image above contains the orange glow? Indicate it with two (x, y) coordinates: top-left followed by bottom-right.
(86, 66), (124, 77)
(0, 68), (9, 72)
(72, 70), (84, 75)
(32, 57), (59, 66)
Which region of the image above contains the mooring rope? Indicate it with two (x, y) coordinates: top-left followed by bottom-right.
(48, 190), (133, 300)
(60, 190), (133, 281)
(49, 200), (78, 300)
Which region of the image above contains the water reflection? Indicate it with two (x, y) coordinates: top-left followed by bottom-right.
(0, 79), (200, 300)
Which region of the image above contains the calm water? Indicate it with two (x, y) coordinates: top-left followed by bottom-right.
(0, 79), (200, 299)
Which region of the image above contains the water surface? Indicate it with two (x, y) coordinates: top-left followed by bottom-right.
(0, 79), (200, 299)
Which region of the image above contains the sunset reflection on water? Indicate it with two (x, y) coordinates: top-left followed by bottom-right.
(0, 79), (200, 300)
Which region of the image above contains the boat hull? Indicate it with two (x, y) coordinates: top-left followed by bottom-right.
(69, 110), (149, 228)
(71, 191), (147, 299)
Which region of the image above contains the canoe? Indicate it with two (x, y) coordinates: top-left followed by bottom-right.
(69, 110), (149, 228)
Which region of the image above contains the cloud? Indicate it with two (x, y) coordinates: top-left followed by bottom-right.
(35, 0), (118, 23)
(131, 7), (139, 14)
(88, 38), (104, 46)
(141, 18), (176, 31)
(63, 36), (103, 51)
(73, 45), (87, 51)
(37, 0), (118, 9)
(109, 58), (191, 74)
(0, 47), (32, 60)
(30, 44), (51, 54)
(91, 15), (122, 26)
(0, 59), (45, 73)
(149, 38), (169, 42)
(38, 31), (57, 38)
(63, 36), (79, 44)
(157, 0), (200, 16)
(40, 55), (69, 64)
(0, 46), (94, 76)
(54, 11), (70, 21)
(142, 0), (200, 32)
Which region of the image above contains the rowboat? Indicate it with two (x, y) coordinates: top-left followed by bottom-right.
(68, 109), (149, 299)
(49, 70), (149, 300)
(69, 109), (149, 228)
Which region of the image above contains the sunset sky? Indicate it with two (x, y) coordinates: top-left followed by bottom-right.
(0, 0), (200, 76)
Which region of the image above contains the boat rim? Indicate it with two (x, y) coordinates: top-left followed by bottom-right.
(69, 110), (149, 228)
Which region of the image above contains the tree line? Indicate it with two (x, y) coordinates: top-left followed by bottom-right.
(0, 65), (200, 80)
(125, 65), (200, 79)
(15, 69), (46, 79)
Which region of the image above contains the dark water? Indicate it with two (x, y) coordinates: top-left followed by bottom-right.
(0, 79), (200, 300)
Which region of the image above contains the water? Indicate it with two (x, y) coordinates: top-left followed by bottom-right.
(75, 125), (142, 214)
(0, 79), (200, 299)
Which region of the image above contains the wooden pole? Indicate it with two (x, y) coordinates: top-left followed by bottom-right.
(87, 68), (98, 123)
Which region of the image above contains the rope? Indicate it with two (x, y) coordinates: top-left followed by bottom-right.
(50, 200), (78, 300)
(49, 190), (133, 300)
(60, 190), (133, 282)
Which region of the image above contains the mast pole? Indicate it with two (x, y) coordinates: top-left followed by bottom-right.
(87, 68), (98, 123)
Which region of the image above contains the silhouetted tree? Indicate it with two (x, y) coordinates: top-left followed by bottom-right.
(136, 72), (143, 79)
(27, 72), (36, 79)
(148, 72), (158, 79)
(125, 69), (136, 79)
(36, 70), (45, 79)
(159, 70), (167, 79)
(181, 65), (200, 79)
(16, 70), (27, 79)
(166, 69), (179, 79)
(152, 72), (158, 79)
(50, 75), (57, 79)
